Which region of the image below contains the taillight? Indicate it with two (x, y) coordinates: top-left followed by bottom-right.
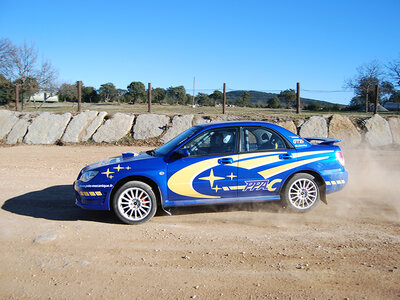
(335, 151), (345, 167)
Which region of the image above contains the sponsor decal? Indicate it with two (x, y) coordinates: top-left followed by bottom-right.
(168, 151), (330, 198)
(101, 164), (131, 179)
(80, 191), (103, 197)
(243, 179), (282, 192)
(81, 184), (113, 188)
(292, 139), (304, 144)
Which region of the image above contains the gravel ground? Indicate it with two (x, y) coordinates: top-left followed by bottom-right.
(0, 145), (399, 299)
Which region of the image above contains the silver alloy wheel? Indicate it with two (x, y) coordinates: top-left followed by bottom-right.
(117, 187), (152, 221)
(288, 178), (318, 210)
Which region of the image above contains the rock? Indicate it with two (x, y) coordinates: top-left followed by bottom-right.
(6, 116), (30, 144)
(61, 111), (98, 143)
(299, 116), (328, 138)
(133, 114), (169, 140)
(0, 110), (18, 140)
(294, 119), (305, 128)
(193, 116), (210, 125)
(276, 120), (297, 134)
(211, 115), (240, 122)
(24, 112), (72, 144)
(34, 232), (56, 244)
(161, 115), (193, 143)
(82, 111), (107, 141)
(328, 115), (361, 148)
(388, 117), (400, 145)
(92, 113), (134, 143)
(364, 114), (393, 146)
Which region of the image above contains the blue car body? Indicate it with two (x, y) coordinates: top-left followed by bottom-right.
(74, 121), (347, 216)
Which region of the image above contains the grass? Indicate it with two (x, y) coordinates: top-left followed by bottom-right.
(2, 102), (399, 119)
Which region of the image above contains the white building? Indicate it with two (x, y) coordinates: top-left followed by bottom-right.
(27, 91), (59, 102)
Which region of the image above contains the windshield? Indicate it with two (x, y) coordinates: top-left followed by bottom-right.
(154, 126), (200, 156)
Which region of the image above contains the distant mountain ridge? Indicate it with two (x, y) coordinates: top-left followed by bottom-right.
(226, 90), (344, 107)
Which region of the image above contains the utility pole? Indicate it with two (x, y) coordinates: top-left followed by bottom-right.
(192, 77), (195, 107)
(296, 82), (301, 114)
(365, 86), (369, 113)
(223, 83), (226, 114)
(374, 84), (379, 115)
(148, 82), (152, 113)
(15, 85), (19, 112)
(77, 81), (82, 113)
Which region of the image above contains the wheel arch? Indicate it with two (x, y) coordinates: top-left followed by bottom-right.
(109, 175), (163, 209)
(281, 170), (327, 204)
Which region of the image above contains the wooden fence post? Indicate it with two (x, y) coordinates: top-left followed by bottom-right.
(148, 82), (152, 113)
(77, 81), (82, 113)
(15, 85), (19, 112)
(296, 82), (301, 114)
(374, 84), (379, 115)
(223, 83), (226, 114)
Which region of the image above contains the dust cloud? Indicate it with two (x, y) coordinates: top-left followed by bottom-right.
(334, 148), (400, 220)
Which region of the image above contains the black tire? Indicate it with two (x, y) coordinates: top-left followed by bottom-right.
(281, 173), (320, 212)
(113, 181), (157, 224)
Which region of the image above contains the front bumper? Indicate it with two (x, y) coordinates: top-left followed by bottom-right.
(74, 180), (112, 210)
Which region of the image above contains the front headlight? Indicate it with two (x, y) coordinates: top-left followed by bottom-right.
(79, 170), (99, 182)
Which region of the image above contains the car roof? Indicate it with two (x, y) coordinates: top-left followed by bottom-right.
(195, 120), (276, 128)
(194, 120), (307, 147)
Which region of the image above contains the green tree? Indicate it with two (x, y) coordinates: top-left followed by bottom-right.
(279, 89), (296, 108)
(267, 96), (281, 108)
(236, 91), (252, 107)
(209, 90), (223, 105)
(98, 82), (118, 102)
(196, 93), (213, 106)
(127, 81), (145, 104)
(166, 86), (187, 105)
(58, 83), (77, 102)
(305, 103), (322, 111)
(152, 88), (166, 103)
(82, 86), (100, 103)
(0, 74), (13, 104)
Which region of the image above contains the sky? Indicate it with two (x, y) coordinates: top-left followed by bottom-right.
(1, 0), (399, 105)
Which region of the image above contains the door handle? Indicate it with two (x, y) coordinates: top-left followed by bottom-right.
(279, 153), (293, 160)
(218, 157), (233, 164)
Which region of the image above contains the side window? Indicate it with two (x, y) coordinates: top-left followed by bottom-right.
(240, 127), (287, 152)
(183, 128), (237, 156)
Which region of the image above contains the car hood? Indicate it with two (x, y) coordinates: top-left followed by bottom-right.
(82, 152), (153, 172)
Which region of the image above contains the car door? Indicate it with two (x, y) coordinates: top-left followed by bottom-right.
(236, 126), (297, 199)
(166, 127), (239, 205)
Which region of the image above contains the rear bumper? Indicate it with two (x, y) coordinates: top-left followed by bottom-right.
(322, 169), (348, 194)
(73, 180), (112, 210)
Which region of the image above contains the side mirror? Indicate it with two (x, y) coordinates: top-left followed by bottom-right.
(176, 148), (189, 158)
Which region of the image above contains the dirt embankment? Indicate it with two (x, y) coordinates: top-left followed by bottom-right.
(0, 145), (399, 299)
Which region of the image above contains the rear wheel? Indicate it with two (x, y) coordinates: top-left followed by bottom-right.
(113, 181), (157, 224)
(281, 173), (320, 212)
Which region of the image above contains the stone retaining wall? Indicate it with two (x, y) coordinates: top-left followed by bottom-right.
(0, 109), (398, 148)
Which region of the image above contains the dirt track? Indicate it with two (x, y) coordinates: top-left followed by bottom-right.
(0, 145), (399, 299)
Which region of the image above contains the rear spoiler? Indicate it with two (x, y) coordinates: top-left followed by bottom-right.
(304, 137), (341, 145)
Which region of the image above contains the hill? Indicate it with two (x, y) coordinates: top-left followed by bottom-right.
(226, 90), (344, 107)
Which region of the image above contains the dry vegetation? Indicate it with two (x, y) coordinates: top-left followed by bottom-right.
(2, 102), (399, 119)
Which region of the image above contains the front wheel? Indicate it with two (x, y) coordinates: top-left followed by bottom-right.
(281, 173), (320, 212)
(113, 181), (157, 224)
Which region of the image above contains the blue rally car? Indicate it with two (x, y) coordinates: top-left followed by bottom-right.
(74, 121), (348, 224)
